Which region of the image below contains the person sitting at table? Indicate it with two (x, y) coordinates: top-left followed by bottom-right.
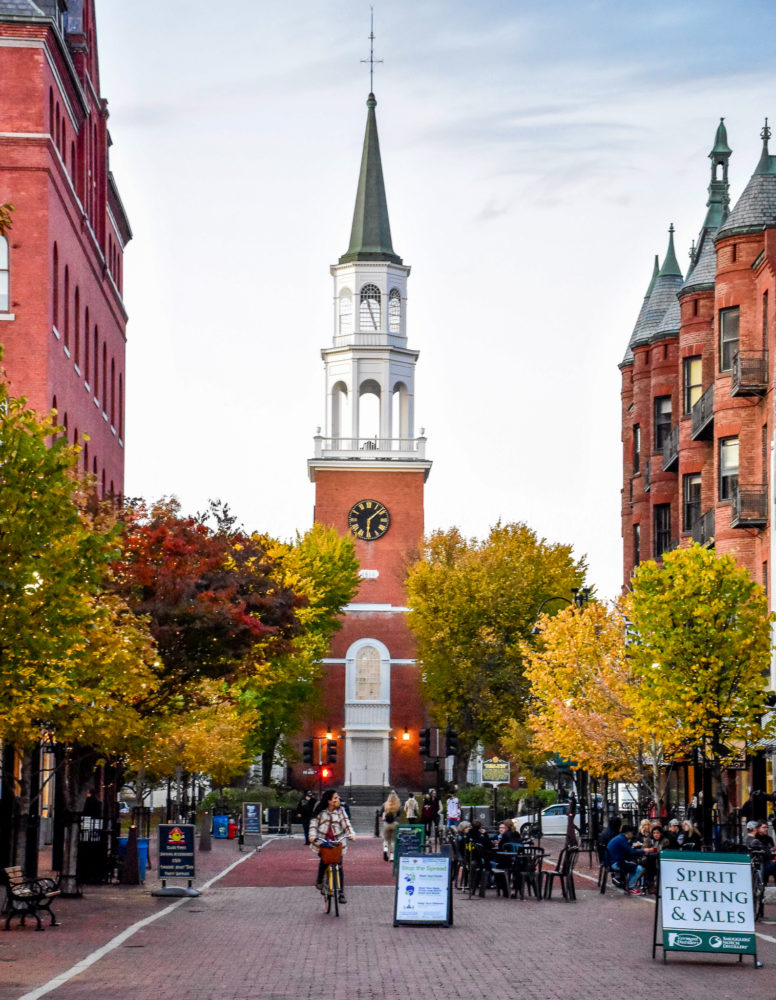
(605, 824), (645, 895)
(678, 819), (702, 850)
(637, 818), (652, 843)
(642, 825), (667, 891)
(467, 820), (494, 897)
(748, 820), (776, 885)
(664, 818), (681, 849)
(597, 815), (621, 852)
(494, 819), (520, 850)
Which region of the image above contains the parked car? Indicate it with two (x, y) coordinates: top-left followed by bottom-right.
(513, 803), (579, 838)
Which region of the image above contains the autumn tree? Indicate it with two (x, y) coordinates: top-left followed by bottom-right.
(405, 522), (587, 783)
(523, 599), (679, 805)
(0, 381), (158, 878)
(243, 523), (360, 783)
(628, 543), (775, 837)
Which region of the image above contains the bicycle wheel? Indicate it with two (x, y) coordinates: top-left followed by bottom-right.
(324, 866), (333, 914)
(332, 868), (339, 917)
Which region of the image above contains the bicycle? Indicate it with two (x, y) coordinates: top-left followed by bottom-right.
(319, 841), (343, 916)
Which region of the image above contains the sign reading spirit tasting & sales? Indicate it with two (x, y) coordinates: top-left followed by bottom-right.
(394, 855), (453, 927)
(656, 850), (757, 961)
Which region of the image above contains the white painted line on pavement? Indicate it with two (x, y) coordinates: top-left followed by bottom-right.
(15, 843), (268, 1000)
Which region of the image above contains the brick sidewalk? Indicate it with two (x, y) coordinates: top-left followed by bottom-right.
(1, 836), (774, 1000)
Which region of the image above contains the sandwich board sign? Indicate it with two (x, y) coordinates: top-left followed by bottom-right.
(392, 824), (425, 875)
(241, 801), (262, 851)
(154, 823), (199, 897)
(653, 850), (760, 967)
(394, 855), (453, 926)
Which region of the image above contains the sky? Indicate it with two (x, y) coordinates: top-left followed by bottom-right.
(95, 0), (776, 600)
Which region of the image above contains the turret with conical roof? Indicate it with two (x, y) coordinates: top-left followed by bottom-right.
(624, 227), (684, 358)
(339, 93), (402, 265)
(716, 120), (776, 240)
(620, 256), (659, 367)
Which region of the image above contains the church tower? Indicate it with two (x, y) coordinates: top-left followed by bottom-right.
(307, 91), (432, 794)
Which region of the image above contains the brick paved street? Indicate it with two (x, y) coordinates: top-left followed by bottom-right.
(1, 836), (775, 1000)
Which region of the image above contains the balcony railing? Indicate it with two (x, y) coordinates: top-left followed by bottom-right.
(731, 351), (768, 396)
(331, 332), (406, 348)
(731, 484), (768, 528)
(654, 537), (678, 559)
(643, 458), (651, 492)
(690, 384), (714, 440)
(313, 435), (427, 459)
(662, 424), (679, 471)
(690, 508), (715, 547)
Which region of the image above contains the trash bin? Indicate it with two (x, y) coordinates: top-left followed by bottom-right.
(228, 822), (238, 840)
(137, 838), (149, 880)
(118, 835), (149, 881)
(213, 815), (229, 838)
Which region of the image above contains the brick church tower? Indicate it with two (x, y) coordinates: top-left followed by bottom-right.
(0, 0), (130, 496)
(306, 91), (432, 795)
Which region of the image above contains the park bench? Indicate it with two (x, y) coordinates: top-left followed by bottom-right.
(2, 866), (60, 931)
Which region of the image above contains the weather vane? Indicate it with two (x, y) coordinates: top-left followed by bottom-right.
(361, 7), (382, 93)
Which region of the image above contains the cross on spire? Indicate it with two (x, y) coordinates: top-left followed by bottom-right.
(361, 7), (383, 93)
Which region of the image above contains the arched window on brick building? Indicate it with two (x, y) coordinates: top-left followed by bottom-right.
(0, 235), (9, 313)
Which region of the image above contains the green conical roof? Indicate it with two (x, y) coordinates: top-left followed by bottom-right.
(711, 117), (732, 156)
(658, 224), (682, 277)
(339, 93), (402, 265)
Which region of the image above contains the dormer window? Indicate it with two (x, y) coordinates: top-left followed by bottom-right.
(360, 284), (380, 331)
(388, 288), (401, 334)
(0, 235), (8, 312)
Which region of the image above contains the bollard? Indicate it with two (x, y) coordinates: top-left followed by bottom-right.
(375, 808), (381, 837)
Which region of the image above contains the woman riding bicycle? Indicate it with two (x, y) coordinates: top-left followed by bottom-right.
(310, 789), (356, 903)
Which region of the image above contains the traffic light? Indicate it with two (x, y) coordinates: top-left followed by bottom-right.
(326, 739), (338, 764)
(321, 767), (331, 780)
(303, 739), (314, 764)
(419, 728), (431, 757)
(445, 728), (459, 756)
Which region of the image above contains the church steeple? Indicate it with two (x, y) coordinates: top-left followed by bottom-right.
(339, 93), (402, 265)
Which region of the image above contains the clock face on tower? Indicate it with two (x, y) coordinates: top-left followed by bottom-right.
(347, 499), (390, 541)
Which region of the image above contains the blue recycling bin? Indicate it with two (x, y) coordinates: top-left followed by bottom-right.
(118, 836), (149, 880)
(213, 815), (229, 838)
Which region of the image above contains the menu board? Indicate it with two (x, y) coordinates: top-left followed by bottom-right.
(242, 802), (262, 836)
(394, 855), (453, 926)
(393, 824), (425, 874)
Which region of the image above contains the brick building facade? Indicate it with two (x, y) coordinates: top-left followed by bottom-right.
(0, 0), (130, 496)
(298, 92), (433, 795)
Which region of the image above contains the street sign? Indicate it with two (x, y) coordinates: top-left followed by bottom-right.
(481, 759), (510, 785)
(394, 855), (453, 926)
(654, 850), (759, 966)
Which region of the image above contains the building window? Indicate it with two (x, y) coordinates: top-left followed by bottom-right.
(653, 396), (672, 450)
(633, 523), (641, 567)
(52, 243), (58, 328)
(763, 291), (769, 352)
(355, 644), (381, 701)
(73, 287), (80, 365)
(719, 306), (740, 372)
(683, 356), (702, 413)
(719, 436), (739, 501)
(338, 289), (352, 335)
(683, 473), (701, 531)
(0, 235), (8, 312)
(63, 266), (69, 348)
(359, 284), (380, 331)
(653, 504), (671, 557)
(93, 327), (99, 393)
(388, 288), (401, 334)
(764, 561), (768, 596)
(632, 424), (641, 474)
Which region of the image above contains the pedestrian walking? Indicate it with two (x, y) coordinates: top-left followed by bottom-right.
(297, 790), (316, 845)
(381, 790), (401, 862)
(446, 790), (461, 829)
(404, 792), (419, 821)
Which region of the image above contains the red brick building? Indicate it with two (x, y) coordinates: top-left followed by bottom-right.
(0, 0), (130, 496)
(301, 92), (433, 795)
(620, 119), (776, 801)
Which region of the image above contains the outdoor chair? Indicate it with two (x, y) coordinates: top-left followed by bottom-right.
(543, 846), (579, 900)
(512, 846), (545, 900)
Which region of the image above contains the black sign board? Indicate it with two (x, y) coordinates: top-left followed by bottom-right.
(393, 824), (425, 874)
(242, 802), (261, 836)
(158, 823), (195, 880)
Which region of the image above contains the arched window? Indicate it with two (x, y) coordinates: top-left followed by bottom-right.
(102, 342), (107, 407)
(355, 644), (381, 701)
(63, 266), (69, 349)
(338, 289), (352, 335)
(0, 235), (8, 312)
(359, 284), (380, 331)
(358, 378), (381, 440)
(73, 286), (80, 365)
(52, 243), (58, 329)
(110, 357), (115, 425)
(388, 288), (401, 334)
(118, 373), (124, 439)
(48, 88), (54, 137)
(83, 441), (89, 471)
(55, 102), (60, 152)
